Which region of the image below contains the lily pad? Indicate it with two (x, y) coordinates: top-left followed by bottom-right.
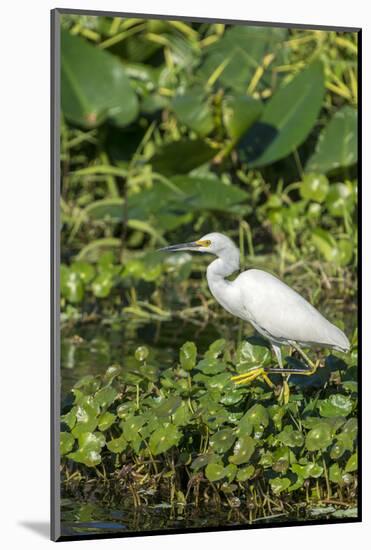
(210, 429), (236, 453)
(205, 463), (226, 482)
(149, 424), (181, 456)
(229, 436), (256, 465)
(305, 422), (332, 451)
(60, 432), (75, 455)
(179, 341), (197, 371)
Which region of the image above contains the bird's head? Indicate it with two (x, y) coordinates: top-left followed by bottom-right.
(159, 232), (239, 261)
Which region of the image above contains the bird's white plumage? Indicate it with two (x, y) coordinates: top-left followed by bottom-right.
(161, 232), (350, 354)
(199, 232), (349, 352)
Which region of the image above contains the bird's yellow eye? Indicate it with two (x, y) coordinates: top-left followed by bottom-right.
(196, 239), (211, 247)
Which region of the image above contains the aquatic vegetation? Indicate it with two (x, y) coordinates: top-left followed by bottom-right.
(61, 337), (358, 514)
(59, 14), (358, 527)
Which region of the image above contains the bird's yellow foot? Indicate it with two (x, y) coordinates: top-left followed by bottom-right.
(231, 367), (275, 388)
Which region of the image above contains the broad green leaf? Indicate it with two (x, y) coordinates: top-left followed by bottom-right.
(236, 464), (255, 482)
(210, 428), (236, 453)
(228, 436), (256, 465)
(61, 30), (138, 127)
(205, 463), (225, 482)
(70, 261), (95, 283)
(107, 434), (127, 454)
(155, 396), (182, 417)
(205, 339), (226, 359)
(277, 425), (305, 448)
(237, 404), (269, 436)
(241, 61), (325, 167)
(305, 422), (332, 451)
(94, 386), (118, 408)
(172, 91), (214, 136)
(306, 106), (357, 173)
(149, 424), (181, 455)
(311, 228), (338, 263)
(318, 394), (353, 418)
(98, 411), (116, 431)
(300, 173), (329, 203)
(344, 452), (357, 473)
(199, 26), (287, 92)
(269, 477), (291, 494)
(120, 416), (146, 441)
(191, 453), (218, 471)
(179, 341), (197, 371)
(223, 95), (262, 139)
(151, 139), (216, 176)
(83, 199), (125, 222)
(92, 273), (114, 298)
(60, 432), (75, 455)
(61, 268), (84, 303)
(326, 183), (354, 217)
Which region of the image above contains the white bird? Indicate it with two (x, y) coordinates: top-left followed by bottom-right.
(160, 232), (350, 387)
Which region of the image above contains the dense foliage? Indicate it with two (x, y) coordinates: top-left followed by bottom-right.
(60, 14), (358, 521)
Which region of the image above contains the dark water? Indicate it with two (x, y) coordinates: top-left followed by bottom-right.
(60, 315), (357, 537)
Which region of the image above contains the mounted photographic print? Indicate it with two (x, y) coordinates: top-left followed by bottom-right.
(51, 8), (361, 541)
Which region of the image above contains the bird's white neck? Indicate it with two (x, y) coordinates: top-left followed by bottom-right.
(206, 249), (240, 314)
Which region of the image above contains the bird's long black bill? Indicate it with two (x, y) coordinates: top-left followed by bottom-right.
(158, 242), (199, 252)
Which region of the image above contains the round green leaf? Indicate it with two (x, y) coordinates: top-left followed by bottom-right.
(300, 173), (329, 203)
(205, 463), (225, 482)
(149, 424), (181, 456)
(210, 429), (236, 453)
(98, 411), (116, 431)
(107, 434), (127, 454)
(305, 422), (332, 451)
(229, 436), (256, 465)
(180, 341), (197, 371)
(60, 432), (75, 455)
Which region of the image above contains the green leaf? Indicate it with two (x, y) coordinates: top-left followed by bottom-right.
(68, 432), (105, 467)
(223, 95), (262, 139)
(61, 29), (138, 128)
(344, 452), (357, 473)
(70, 261), (95, 283)
(305, 422), (332, 451)
(241, 61), (325, 167)
(205, 463), (225, 482)
(199, 26), (287, 92)
(235, 340), (271, 371)
(210, 428), (236, 453)
(98, 411), (116, 431)
(270, 477), (291, 495)
(179, 341), (197, 371)
(150, 139), (216, 176)
(120, 415), (146, 441)
(228, 436), (256, 465)
(94, 386), (118, 408)
(107, 433), (127, 454)
(60, 432), (75, 455)
(236, 464), (255, 482)
(277, 425), (305, 448)
(191, 453), (218, 471)
(61, 268), (84, 303)
(92, 273), (114, 298)
(149, 424), (181, 456)
(306, 106), (357, 173)
(318, 394), (353, 418)
(329, 463), (342, 483)
(300, 173), (329, 203)
(155, 396), (182, 417)
(311, 228), (339, 263)
(326, 183), (354, 217)
(237, 404), (269, 436)
(172, 91), (214, 136)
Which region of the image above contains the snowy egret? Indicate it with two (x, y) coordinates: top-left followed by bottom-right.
(160, 232), (350, 387)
